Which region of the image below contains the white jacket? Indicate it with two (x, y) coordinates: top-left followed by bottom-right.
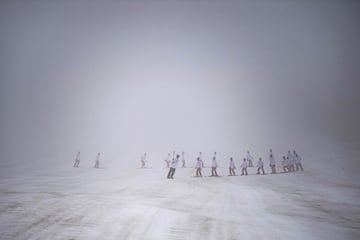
(212, 159), (218, 168)
(229, 160), (236, 169)
(240, 161), (248, 168)
(269, 156), (276, 166)
(287, 152), (294, 164)
(171, 158), (179, 168)
(257, 160), (264, 168)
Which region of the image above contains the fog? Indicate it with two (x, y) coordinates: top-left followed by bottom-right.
(0, 0), (359, 166)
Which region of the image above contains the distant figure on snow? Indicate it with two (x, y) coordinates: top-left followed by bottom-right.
(195, 157), (203, 177)
(229, 157), (236, 176)
(165, 153), (171, 168)
(246, 150), (254, 167)
(269, 150), (276, 174)
(181, 151), (186, 168)
(256, 157), (265, 175)
(140, 153), (147, 168)
(287, 150), (295, 172)
(281, 156), (289, 173)
(198, 152), (204, 168)
(73, 151), (80, 167)
(240, 158), (248, 175)
(294, 151), (304, 171)
(167, 154), (180, 179)
(211, 156), (218, 176)
(94, 152), (100, 168)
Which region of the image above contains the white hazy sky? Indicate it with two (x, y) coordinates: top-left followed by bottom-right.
(0, 0), (359, 163)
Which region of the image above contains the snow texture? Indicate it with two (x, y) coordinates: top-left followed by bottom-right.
(0, 142), (359, 240)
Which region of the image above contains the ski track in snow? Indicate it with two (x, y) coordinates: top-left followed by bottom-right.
(0, 165), (359, 240)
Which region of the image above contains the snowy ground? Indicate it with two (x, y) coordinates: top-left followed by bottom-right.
(0, 142), (359, 240)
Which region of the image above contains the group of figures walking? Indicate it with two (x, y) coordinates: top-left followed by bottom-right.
(163, 149), (304, 179)
(73, 152), (101, 168)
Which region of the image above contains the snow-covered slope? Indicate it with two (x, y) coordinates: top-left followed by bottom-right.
(0, 140), (359, 240)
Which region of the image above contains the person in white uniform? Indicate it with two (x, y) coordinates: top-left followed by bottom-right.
(229, 157), (236, 176)
(240, 158), (248, 175)
(287, 150), (295, 172)
(294, 151), (304, 171)
(269, 150), (276, 174)
(198, 152), (205, 168)
(211, 156), (218, 176)
(167, 154), (180, 179)
(256, 157), (265, 175)
(181, 151), (186, 168)
(246, 150), (254, 167)
(195, 157), (203, 177)
(281, 156), (289, 173)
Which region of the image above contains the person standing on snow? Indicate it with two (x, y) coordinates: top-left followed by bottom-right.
(140, 153), (147, 168)
(281, 156), (289, 173)
(229, 157), (236, 176)
(94, 152), (100, 168)
(256, 157), (265, 175)
(246, 150), (254, 167)
(211, 156), (218, 176)
(294, 151), (304, 171)
(287, 150), (295, 172)
(181, 151), (186, 168)
(198, 152), (205, 168)
(269, 150), (276, 174)
(195, 157), (203, 177)
(167, 154), (180, 179)
(73, 151), (80, 167)
(240, 158), (248, 175)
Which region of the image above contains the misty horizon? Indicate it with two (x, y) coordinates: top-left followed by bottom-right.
(0, 0), (359, 163)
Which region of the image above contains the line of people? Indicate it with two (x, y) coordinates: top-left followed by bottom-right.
(73, 152), (101, 168)
(72, 149), (303, 177)
(166, 149), (304, 178)
(242, 149), (304, 175)
(282, 150), (304, 173)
